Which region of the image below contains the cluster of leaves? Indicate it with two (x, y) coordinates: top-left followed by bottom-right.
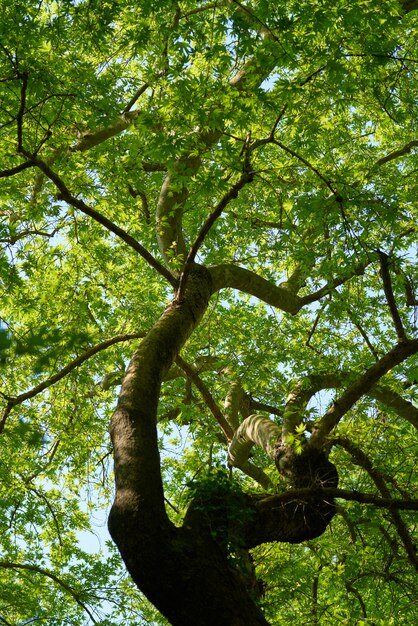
(184, 467), (254, 551)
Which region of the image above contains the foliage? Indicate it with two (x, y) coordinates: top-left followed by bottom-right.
(0, 0), (418, 624)
(184, 466), (253, 550)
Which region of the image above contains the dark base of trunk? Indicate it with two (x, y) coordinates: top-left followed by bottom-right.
(109, 505), (269, 625)
(109, 451), (338, 625)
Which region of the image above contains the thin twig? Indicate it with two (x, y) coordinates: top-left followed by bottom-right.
(16, 71), (28, 152)
(0, 561), (97, 622)
(272, 139), (341, 198)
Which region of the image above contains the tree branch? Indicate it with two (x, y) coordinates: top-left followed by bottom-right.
(154, 0), (285, 269)
(228, 414), (281, 467)
(122, 83), (149, 114)
(18, 153), (178, 287)
(181, 2), (219, 18)
(375, 139), (418, 166)
(0, 561), (97, 623)
(232, 459), (272, 490)
(175, 359), (272, 487)
(248, 397), (282, 418)
(256, 488), (418, 512)
(399, 0), (418, 11)
(224, 379), (245, 432)
(0, 160), (35, 177)
(332, 437), (418, 570)
(210, 257), (369, 312)
(0, 333), (145, 433)
(299, 260), (369, 306)
(272, 139), (341, 198)
(310, 338), (418, 446)
(177, 170), (254, 301)
(377, 250), (407, 342)
(70, 111), (141, 152)
(175, 355), (234, 440)
(16, 71), (28, 152)
(209, 264), (303, 313)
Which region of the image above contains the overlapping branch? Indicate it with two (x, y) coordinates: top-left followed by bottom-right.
(256, 488), (418, 512)
(177, 170), (254, 301)
(154, 0), (285, 269)
(175, 355), (234, 441)
(176, 359), (272, 487)
(377, 250), (407, 342)
(282, 372), (418, 435)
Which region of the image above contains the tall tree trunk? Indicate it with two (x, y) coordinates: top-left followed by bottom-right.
(108, 265), (337, 624)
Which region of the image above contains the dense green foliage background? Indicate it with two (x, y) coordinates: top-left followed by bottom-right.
(0, 0), (417, 624)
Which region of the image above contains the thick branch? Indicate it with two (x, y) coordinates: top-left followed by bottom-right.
(228, 414), (281, 467)
(284, 372), (418, 435)
(370, 383), (418, 430)
(282, 375), (340, 438)
(209, 264), (303, 313)
(224, 380), (244, 432)
(375, 139), (418, 166)
(227, 0), (281, 91)
(155, 167), (190, 265)
(0, 160), (35, 177)
(210, 259), (370, 314)
(155, 1), (283, 268)
(399, 0), (418, 11)
(256, 488), (418, 511)
(310, 339), (418, 446)
(109, 266), (213, 534)
(71, 111), (141, 152)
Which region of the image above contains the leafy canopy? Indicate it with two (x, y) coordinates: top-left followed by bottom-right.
(0, 0), (417, 624)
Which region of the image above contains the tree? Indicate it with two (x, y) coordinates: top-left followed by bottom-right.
(1, 0), (417, 624)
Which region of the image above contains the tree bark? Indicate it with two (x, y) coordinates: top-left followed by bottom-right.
(108, 265), (338, 625)
(108, 265), (270, 624)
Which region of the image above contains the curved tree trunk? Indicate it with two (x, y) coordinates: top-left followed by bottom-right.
(108, 265), (338, 625)
(108, 265), (268, 624)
